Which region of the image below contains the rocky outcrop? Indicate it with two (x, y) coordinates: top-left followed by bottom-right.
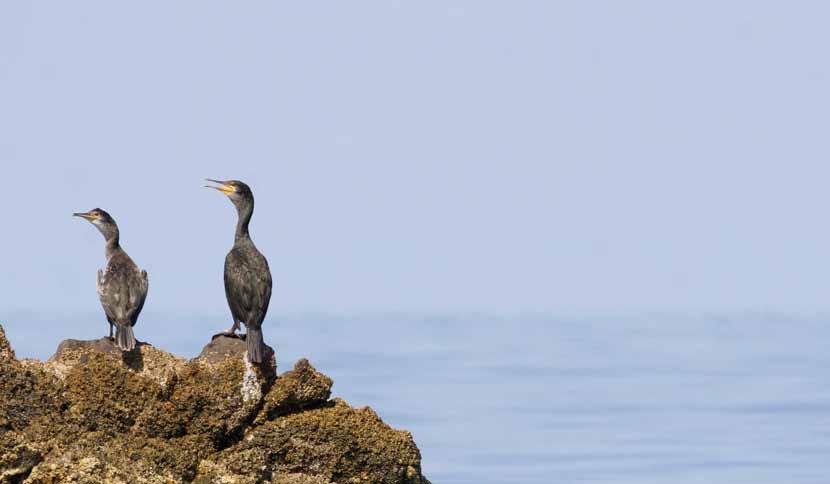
(254, 358), (332, 424)
(0, 325), (429, 484)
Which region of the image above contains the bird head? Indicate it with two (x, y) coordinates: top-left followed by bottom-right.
(205, 179), (254, 208)
(73, 208), (119, 240)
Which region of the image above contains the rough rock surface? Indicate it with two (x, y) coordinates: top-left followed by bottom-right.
(0, 325), (429, 484)
(254, 358), (333, 424)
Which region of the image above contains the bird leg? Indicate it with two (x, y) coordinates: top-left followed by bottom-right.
(211, 321), (243, 341)
(223, 321), (241, 336)
(109, 323), (114, 340)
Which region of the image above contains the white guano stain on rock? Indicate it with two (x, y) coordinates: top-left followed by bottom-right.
(240, 352), (262, 405)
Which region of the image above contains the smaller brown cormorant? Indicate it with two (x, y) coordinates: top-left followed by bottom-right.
(73, 208), (148, 351)
(205, 179), (272, 363)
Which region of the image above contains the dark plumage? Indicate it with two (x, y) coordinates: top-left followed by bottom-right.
(205, 179), (272, 363)
(73, 208), (148, 351)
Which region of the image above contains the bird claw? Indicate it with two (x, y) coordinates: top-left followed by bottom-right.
(211, 329), (242, 340)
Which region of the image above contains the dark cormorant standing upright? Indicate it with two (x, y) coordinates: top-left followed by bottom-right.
(205, 179), (272, 363)
(73, 208), (148, 351)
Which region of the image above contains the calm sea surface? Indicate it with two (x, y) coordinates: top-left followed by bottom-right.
(4, 313), (829, 484)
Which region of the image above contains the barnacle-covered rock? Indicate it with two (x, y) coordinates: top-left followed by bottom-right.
(0, 325), (429, 484)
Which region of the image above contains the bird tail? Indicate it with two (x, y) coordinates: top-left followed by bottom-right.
(115, 325), (136, 351)
(246, 326), (264, 363)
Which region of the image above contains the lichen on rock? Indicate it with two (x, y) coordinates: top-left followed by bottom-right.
(0, 325), (429, 484)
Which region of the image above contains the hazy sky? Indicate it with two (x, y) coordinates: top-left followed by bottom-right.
(1, 1), (829, 317)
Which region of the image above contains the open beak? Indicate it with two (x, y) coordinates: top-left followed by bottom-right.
(204, 179), (235, 195)
(73, 212), (95, 220)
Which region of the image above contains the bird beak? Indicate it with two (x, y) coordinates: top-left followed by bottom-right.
(73, 212), (95, 220)
(204, 179), (235, 195)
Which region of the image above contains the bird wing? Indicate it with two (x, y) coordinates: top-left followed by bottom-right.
(98, 253), (146, 327)
(224, 247), (272, 326)
(260, 259), (273, 324)
(125, 269), (149, 326)
(224, 249), (251, 323)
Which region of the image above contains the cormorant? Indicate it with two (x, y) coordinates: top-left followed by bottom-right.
(205, 179), (272, 363)
(73, 208), (148, 351)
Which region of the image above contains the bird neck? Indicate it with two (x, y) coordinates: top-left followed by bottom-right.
(105, 234), (121, 259)
(97, 223), (121, 258)
(235, 200), (254, 241)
